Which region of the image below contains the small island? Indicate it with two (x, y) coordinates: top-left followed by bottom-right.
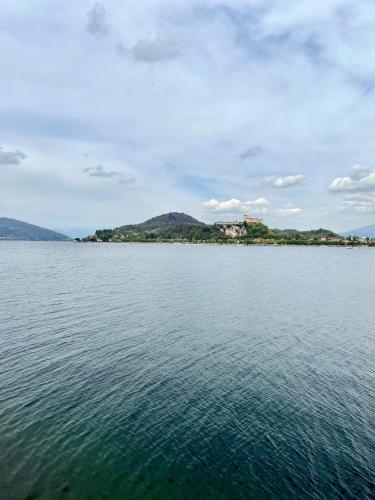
(77, 213), (375, 247)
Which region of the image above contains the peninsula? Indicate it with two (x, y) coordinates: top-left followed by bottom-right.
(79, 213), (374, 246)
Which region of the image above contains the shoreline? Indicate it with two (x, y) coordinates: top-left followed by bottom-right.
(74, 240), (375, 248)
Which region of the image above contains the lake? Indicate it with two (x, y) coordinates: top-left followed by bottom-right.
(0, 242), (374, 499)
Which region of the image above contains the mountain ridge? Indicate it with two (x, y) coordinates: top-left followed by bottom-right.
(0, 218), (70, 241)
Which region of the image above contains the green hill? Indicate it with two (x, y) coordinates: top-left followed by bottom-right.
(138, 212), (202, 229)
(271, 228), (339, 239)
(106, 212), (211, 242)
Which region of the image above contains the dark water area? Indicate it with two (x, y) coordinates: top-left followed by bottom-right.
(0, 242), (374, 499)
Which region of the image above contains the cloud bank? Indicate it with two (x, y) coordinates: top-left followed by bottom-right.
(2, 1), (375, 231)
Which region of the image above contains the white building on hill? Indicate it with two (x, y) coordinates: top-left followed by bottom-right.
(215, 215), (264, 226)
(243, 215), (264, 224)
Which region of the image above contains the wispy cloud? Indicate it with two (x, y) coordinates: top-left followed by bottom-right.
(131, 37), (179, 63)
(238, 145), (264, 160)
(329, 165), (375, 192)
(115, 37), (179, 63)
(84, 165), (118, 178)
(115, 42), (128, 57)
(84, 165), (135, 185)
(265, 175), (305, 188)
(86, 3), (110, 39)
(0, 147), (26, 165)
(341, 193), (375, 213)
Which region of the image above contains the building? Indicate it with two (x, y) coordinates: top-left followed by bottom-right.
(214, 215), (264, 238)
(215, 215), (264, 226)
(215, 220), (240, 226)
(243, 215), (263, 225)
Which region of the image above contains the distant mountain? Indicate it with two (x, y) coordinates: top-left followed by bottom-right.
(0, 218), (70, 241)
(138, 212), (203, 229)
(341, 225), (375, 238)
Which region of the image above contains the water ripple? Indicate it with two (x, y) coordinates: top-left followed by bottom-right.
(0, 242), (374, 499)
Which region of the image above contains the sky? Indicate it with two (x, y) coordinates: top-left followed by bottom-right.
(1, 0), (375, 234)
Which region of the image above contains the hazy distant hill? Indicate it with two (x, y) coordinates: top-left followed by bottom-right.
(341, 225), (375, 238)
(0, 218), (70, 241)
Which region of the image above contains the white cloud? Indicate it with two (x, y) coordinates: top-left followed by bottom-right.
(203, 197), (269, 214)
(329, 165), (375, 192)
(274, 207), (303, 216)
(203, 198), (241, 211)
(265, 175), (305, 188)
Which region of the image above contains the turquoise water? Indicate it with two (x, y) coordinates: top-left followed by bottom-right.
(0, 242), (374, 499)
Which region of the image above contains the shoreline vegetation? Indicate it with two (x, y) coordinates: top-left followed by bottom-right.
(77, 212), (375, 247)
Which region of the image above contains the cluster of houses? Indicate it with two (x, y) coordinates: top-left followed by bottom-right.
(319, 236), (372, 244)
(318, 236), (342, 242)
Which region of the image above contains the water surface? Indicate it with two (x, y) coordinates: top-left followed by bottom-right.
(0, 242), (374, 499)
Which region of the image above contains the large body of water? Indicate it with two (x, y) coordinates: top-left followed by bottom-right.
(0, 242), (374, 499)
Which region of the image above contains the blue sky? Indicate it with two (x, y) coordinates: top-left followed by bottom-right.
(1, 0), (375, 233)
